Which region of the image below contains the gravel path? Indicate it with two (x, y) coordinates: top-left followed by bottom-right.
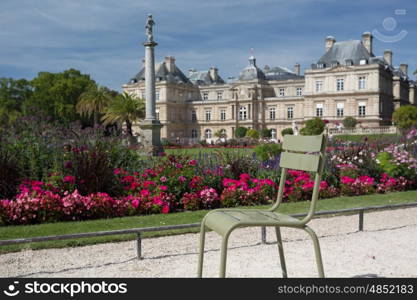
(1, 207), (417, 278)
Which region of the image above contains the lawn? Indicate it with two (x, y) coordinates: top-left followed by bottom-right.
(165, 147), (253, 156)
(331, 133), (399, 143)
(1, 190), (417, 254)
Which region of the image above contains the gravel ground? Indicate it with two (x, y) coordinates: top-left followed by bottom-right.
(1, 207), (417, 278)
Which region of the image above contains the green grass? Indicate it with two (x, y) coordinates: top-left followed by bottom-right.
(165, 147), (253, 156)
(333, 134), (399, 143)
(1, 190), (417, 254)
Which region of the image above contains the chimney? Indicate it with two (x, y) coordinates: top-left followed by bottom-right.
(164, 56), (176, 72)
(325, 36), (336, 52)
(384, 49), (393, 66)
(209, 67), (218, 81)
(399, 63), (408, 76)
(362, 32), (373, 55)
(294, 63), (300, 76)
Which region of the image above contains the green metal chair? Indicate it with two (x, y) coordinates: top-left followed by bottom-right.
(197, 134), (327, 278)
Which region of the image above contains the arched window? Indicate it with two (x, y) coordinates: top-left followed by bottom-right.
(191, 129), (198, 139)
(205, 129), (212, 139)
(239, 106), (247, 120)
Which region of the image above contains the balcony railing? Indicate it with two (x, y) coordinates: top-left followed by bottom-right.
(328, 126), (398, 135)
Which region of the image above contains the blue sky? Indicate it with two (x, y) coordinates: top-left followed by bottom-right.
(0, 0), (416, 91)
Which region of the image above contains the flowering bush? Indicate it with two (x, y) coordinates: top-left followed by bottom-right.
(1, 128), (417, 226)
(220, 174), (277, 207)
(340, 175), (375, 196)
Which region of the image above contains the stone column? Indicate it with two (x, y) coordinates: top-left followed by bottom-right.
(139, 14), (163, 155)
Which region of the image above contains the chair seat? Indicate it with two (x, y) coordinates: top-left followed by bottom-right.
(204, 209), (304, 236)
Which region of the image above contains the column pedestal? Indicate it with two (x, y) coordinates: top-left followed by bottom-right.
(140, 119), (163, 156)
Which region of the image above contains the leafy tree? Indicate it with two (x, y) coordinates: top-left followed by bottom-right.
(392, 105), (417, 131)
(300, 117), (325, 135)
(0, 78), (32, 125)
(261, 128), (272, 139)
(246, 129), (260, 139)
(281, 128), (294, 136)
(77, 85), (114, 126)
(214, 129), (226, 139)
(235, 127), (248, 138)
(254, 143), (282, 161)
(342, 116), (357, 129)
(101, 92), (145, 137)
(25, 69), (96, 124)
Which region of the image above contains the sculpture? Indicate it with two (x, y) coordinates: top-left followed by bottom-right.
(145, 14), (155, 42)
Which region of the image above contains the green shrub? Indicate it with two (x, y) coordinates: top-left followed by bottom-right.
(254, 143), (282, 161)
(235, 127), (248, 138)
(342, 117), (358, 129)
(281, 128), (294, 136)
(300, 118), (325, 135)
(261, 128), (272, 138)
(392, 105), (417, 131)
(246, 129), (260, 139)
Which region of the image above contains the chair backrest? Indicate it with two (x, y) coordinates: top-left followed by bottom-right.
(271, 134), (327, 224)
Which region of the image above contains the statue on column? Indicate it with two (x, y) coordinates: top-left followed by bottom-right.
(145, 14), (155, 42)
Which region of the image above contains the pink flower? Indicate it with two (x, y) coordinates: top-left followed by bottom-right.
(178, 176), (186, 183)
(162, 205), (170, 214)
(341, 176), (355, 185)
(114, 168), (121, 175)
(159, 185), (168, 191)
(131, 198), (139, 208)
(239, 173), (251, 181)
(189, 160), (197, 166)
(140, 189), (150, 197)
(160, 176), (167, 183)
(63, 175), (76, 184)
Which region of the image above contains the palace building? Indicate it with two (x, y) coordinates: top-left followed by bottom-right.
(122, 32), (416, 143)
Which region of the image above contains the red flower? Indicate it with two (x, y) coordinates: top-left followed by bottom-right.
(63, 175), (75, 185)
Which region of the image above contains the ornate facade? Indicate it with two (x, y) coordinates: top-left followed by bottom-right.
(123, 32), (416, 143)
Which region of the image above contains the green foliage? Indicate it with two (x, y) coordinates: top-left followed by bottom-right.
(245, 128), (260, 139)
(281, 128), (294, 136)
(254, 143), (282, 161)
(25, 69), (97, 124)
(235, 127), (248, 138)
(260, 128), (272, 138)
(300, 117), (325, 135)
(392, 105), (417, 131)
(376, 152), (397, 177)
(342, 116), (358, 129)
(0, 78), (32, 126)
(101, 92), (145, 136)
(77, 86), (114, 125)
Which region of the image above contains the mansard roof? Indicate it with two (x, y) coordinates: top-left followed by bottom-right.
(129, 61), (191, 84)
(188, 70), (225, 85)
(264, 66), (304, 81)
(313, 40), (373, 68)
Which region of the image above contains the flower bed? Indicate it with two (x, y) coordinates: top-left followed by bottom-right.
(1, 122), (417, 226)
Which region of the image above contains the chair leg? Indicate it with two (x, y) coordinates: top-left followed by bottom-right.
(303, 226), (325, 278)
(197, 223), (206, 278)
(219, 234), (230, 278)
(275, 227), (288, 278)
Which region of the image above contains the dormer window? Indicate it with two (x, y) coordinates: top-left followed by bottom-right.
(317, 63), (325, 69)
(359, 59), (368, 65)
(345, 59), (353, 66)
(331, 61), (339, 67)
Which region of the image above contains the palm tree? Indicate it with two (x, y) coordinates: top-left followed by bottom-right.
(101, 92), (145, 137)
(76, 86), (113, 126)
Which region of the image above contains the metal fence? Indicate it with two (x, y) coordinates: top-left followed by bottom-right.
(1, 202), (416, 260)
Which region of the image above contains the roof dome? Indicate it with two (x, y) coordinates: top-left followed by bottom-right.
(238, 55), (266, 81)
